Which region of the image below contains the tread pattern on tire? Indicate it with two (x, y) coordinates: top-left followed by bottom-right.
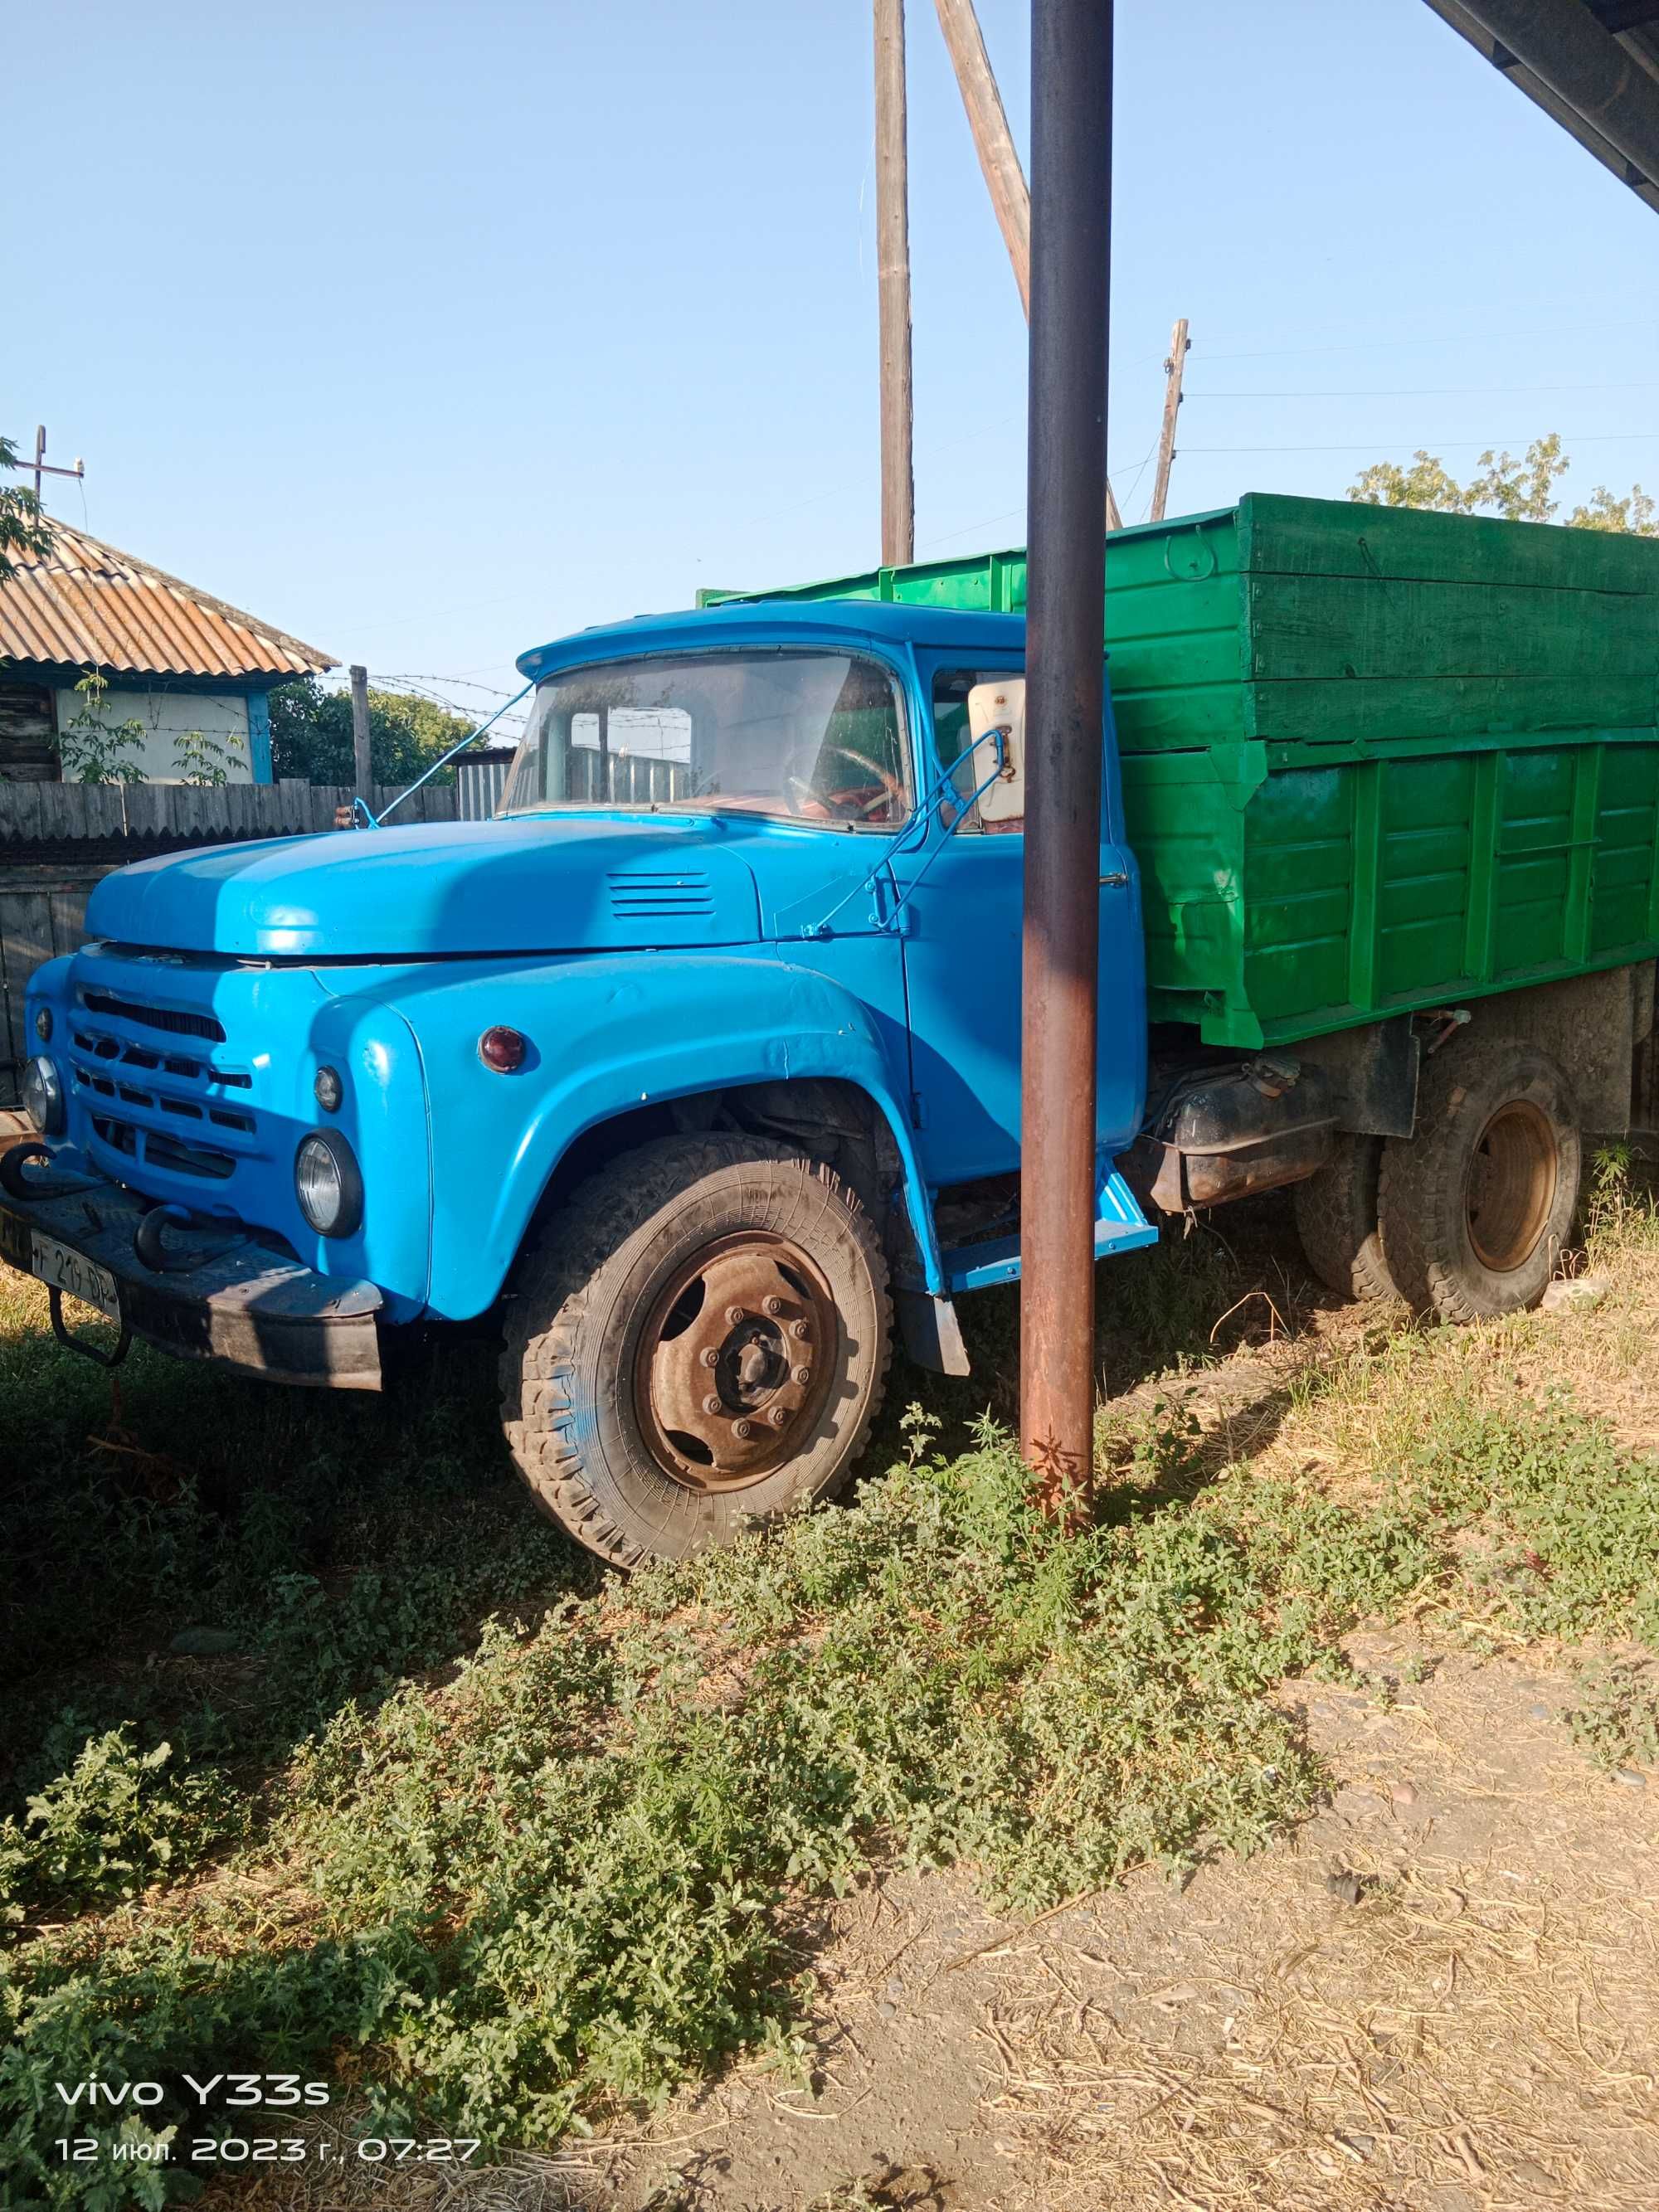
(1378, 1038), (1579, 1325)
(499, 1133), (892, 1568)
(1292, 1134), (1397, 1303)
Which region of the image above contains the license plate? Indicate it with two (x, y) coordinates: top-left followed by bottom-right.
(30, 1232), (121, 1321)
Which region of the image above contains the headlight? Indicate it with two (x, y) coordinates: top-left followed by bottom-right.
(22, 1056), (64, 1136)
(294, 1130), (362, 1237)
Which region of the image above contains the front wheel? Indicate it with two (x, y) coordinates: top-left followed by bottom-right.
(500, 1135), (893, 1566)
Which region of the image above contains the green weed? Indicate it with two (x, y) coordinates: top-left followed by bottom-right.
(8, 1197), (1659, 2206)
(1564, 1657), (1659, 1772)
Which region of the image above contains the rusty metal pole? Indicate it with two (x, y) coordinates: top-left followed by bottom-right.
(874, 0), (915, 566)
(1019, 0), (1112, 1514)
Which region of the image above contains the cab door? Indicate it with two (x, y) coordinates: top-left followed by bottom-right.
(890, 655), (1145, 1191)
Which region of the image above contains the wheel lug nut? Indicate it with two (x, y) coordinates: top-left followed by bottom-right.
(733, 1418), (754, 1440)
(763, 1295), (784, 1316)
(726, 1305), (745, 1326)
(703, 1394), (722, 1415)
(793, 1365), (812, 1386)
(768, 1406), (789, 1428)
(700, 1347), (720, 1368)
(791, 1320), (811, 1342)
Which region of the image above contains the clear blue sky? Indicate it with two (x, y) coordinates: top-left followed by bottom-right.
(7, 1), (1657, 732)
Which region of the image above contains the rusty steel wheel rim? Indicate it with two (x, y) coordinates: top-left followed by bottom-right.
(1465, 1100), (1558, 1272)
(632, 1231), (840, 1490)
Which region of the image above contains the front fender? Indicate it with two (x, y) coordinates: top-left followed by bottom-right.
(349, 950), (939, 1319)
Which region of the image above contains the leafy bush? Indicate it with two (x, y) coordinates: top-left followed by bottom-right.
(1565, 1658), (1659, 1772)
(268, 676), (475, 786)
(0, 1730), (236, 1921)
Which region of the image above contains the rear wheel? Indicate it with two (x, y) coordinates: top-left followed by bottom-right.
(1379, 1040), (1579, 1322)
(1292, 1135), (1398, 1302)
(500, 1135), (892, 1566)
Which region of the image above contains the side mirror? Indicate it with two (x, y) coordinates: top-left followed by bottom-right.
(967, 677), (1025, 823)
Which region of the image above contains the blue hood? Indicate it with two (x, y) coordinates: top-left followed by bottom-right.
(86, 816), (763, 959)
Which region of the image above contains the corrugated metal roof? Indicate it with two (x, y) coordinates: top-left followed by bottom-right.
(1423, 0), (1659, 213)
(0, 523), (335, 680)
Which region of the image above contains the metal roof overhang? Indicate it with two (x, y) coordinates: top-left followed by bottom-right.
(1423, 0), (1659, 211)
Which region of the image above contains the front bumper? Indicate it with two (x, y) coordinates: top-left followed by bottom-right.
(0, 1151), (382, 1390)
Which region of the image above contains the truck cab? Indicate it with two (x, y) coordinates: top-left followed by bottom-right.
(4, 602), (1155, 1564)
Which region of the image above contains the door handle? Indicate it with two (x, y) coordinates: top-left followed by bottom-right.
(1099, 871), (1130, 887)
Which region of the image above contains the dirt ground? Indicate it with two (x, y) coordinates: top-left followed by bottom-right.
(194, 1273), (1659, 2212)
(549, 1635), (1659, 2212)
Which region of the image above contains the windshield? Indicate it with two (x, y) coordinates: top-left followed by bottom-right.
(498, 649), (909, 827)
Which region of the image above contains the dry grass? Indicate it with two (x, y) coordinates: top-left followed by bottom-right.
(983, 1844), (1659, 2212)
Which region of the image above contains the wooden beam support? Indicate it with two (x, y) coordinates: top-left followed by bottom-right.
(874, 0), (915, 567)
(932, 0), (1125, 532)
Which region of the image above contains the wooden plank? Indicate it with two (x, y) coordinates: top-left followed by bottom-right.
(0, 782), (45, 845)
(0, 890), (54, 1086)
(1345, 761), (1383, 1011)
(276, 778), (311, 833)
(1462, 751), (1501, 986)
(1245, 571), (1657, 683)
(1564, 743), (1604, 965)
(1241, 491), (1659, 596)
(119, 783), (168, 844)
(1244, 673), (1657, 748)
(49, 886), (90, 960)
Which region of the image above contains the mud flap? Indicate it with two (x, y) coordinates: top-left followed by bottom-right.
(896, 1288), (972, 1377)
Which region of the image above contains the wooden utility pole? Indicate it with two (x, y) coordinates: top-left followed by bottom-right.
(349, 664), (372, 800)
(874, 0), (915, 566)
(932, 0), (1124, 532)
(1149, 318), (1190, 523)
(933, 0), (1030, 313)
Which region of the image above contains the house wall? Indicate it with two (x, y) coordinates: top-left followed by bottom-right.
(51, 686), (255, 784)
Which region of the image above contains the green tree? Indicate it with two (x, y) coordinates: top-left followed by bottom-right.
(171, 723), (246, 786)
(0, 433), (54, 582)
(1350, 431), (1657, 535)
(268, 678), (478, 785)
(56, 669), (146, 784)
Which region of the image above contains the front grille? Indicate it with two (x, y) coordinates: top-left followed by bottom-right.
(81, 989), (225, 1043)
(71, 973), (260, 1185)
(144, 1130), (236, 1180)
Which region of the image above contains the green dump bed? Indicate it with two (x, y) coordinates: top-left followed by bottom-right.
(713, 494), (1659, 1048)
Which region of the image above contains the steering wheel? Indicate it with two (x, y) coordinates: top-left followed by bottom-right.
(786, 743), (903, 822)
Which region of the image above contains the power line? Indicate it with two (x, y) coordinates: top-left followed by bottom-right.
(1190, 380), (1659, 401)
(1199, 318), (1659, 363)
(1181, 430), (1659, 455)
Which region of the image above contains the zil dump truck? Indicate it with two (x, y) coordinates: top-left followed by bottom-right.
(7, 495), (1659, 1564)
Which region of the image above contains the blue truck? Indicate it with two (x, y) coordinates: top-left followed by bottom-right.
(7, 532), (1652, 1563)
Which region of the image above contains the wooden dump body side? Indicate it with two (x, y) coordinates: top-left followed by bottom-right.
(707, 496), (1659, 1047)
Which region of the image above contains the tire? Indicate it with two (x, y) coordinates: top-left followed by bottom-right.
(1379, 1039), (1580, 1323)
(1292, 1135), (1398, 1302)
(499, 1135), (892, 1567)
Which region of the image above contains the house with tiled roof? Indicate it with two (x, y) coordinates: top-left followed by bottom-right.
(0, 525), (334, 783)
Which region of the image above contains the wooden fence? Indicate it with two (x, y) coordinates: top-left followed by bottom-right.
(0, 780), (463, 1104)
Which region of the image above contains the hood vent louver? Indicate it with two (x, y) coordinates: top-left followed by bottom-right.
(606, 870), (716, 921)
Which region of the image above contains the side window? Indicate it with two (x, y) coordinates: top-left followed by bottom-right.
(932, 666), (1023, 830)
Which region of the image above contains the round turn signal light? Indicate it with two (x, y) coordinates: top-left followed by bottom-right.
(479, 1025), (528, 1073)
